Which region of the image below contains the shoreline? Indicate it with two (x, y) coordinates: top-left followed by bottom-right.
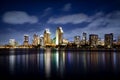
(0, 48), (120, 51)
(0, 48), (120, 55)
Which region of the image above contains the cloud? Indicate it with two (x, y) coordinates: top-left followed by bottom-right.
(62, 3), (71, 11)
(47, 12), (105, 25)
(41, 7), (52, 17)
(44, 7), (52, 12)
(2, 11), (38, 24)
(63, 11), (120, 40)
(47, 13), (91, 24)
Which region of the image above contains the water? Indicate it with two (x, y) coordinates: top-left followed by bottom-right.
(0, 48), (120, 79)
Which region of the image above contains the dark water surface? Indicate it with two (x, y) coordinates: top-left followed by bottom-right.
(0, 48), (120, 80)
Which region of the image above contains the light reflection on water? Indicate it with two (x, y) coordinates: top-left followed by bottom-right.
(44, 49), (51, 77)
(0, 49), (120, 78)
(9, 55), (15, 74)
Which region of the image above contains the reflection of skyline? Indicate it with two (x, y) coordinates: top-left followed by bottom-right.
(2, 49), (120, 77)
(56, 51), (59, 70)
(59, 50), (65, 77)
(9, 55), (15, 74)
(90, 52), (99, 71)
(44, 49), (51, 78)
(9, 49), (15, 74)
(112, 52), (117, 71)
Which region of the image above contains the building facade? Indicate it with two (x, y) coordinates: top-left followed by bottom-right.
(82, 32), (87, 45)
(44, 29), (51, 46)
(74, 36), (80, 47)
(56, 27), (63, 45)
(32, 34), (40, 46)
(23, 35), (29, 46)
(104, 33), (113, 48)
(89, 34), (98, 47)
(9, 39), (16, 46)
(40, 35), (44, 47)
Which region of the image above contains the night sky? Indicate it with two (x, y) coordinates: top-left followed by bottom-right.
(0, 0), (120, 45)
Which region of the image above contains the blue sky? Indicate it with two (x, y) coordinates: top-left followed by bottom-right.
(0, 0), (120, 45)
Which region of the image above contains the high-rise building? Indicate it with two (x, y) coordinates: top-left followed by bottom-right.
(89, 34), (98, 47)
(32, 34), (40, 46)
(52, 37), (56, 44)
(40, 35), (44, 47)
(74, 36), (80, 44)
(98, 38), (104, 46)
(44, 29), (51, 46)
(23, 35), (29, 46)
(104, 33), (113, 48)
(9, 39), (15, 46)
(82, 32), (87, 44)
(74, 36), (80, 47)
(56, 27), (63, 45)
(63, 38), (69, 45)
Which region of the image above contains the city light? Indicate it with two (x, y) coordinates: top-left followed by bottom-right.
(0, 26), (120, 50)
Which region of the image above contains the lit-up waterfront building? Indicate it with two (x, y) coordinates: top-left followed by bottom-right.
(9, 39), (16, 46)
(62, 38), (69, 45)
(23, 35), (29, 46)
(56, 27), (63, 45)
(82, 32), (87, 45)
(98, 39), (104, 46)
(40, 35), (44, 47)
(74, 36), (80, 47)
(52, 37), (56, 44)
(32, 34), (40, 46)
(44, 29), (51, 46)
(104, 33), (113, 48)
(89, 34), (98, 47)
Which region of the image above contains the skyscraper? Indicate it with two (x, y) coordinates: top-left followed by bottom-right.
(82, 32), (87, 44)
(40, 35), (44, 47)
(44, 29), (51, 46)
(74, 36), (80, 47)
(9, 39), (15, 46)
(56, 27), (63, 45)
(23, 35), (29, 46)
(81, 32), (87, 45)
(89, 34), (98, 47)
(32, 34), (40, 46)
(104, 33), (113, 48)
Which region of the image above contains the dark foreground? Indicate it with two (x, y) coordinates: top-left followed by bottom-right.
(0, 48), (120, 80)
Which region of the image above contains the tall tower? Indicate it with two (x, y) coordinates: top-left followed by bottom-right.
(23, 35), (29, 46)
(44, 29), (51, 46)
(40, 35), (44, 47)
(104, 33), (113, 48)
(56, 27), (63, 45)
(9, 39), (15, 46)
(89, 34), (98, 47)
(74, 36), (80, 47)
(82, 32), (87, 45)
(32, 34), (40, 46)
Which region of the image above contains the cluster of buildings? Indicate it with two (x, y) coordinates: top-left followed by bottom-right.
(4, 27), (68, 48)
(1, 26), (120, 49)
(74, 33), (114, 48)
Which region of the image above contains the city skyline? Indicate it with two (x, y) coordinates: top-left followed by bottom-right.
(0, 0), (120, 45)
(2, 27), (119, 49)
(0, 27), (118, 46)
